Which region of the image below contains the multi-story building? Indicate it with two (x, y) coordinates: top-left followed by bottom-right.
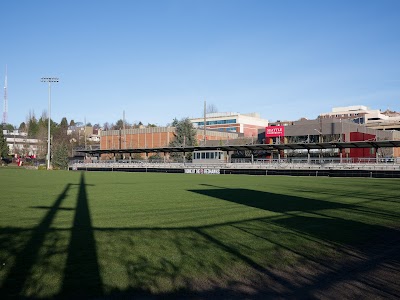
(260, 119), (400, 159)
(190, 112), (269, 137)
(319, 105), (400, 130)
(3, 130), (39, 157)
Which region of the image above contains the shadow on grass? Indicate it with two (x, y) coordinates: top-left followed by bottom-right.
(190, 186), (389, 247)
(60, 173), (103, 297)
(0, 176), (399, 299)
(0, 173), (103, 299)
(0, 183), (72, 297)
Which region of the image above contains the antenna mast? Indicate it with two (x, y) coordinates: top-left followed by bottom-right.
(2, 65), (7, 124)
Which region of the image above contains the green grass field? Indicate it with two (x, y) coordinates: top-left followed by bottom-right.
(0, 168), (399, 298)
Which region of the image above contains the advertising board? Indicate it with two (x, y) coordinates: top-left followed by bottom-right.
(265, 126), (285, 137)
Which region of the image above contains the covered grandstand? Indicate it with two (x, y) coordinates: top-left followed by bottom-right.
(70, 140), (400, 178)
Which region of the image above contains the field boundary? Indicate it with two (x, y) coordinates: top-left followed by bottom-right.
(69, 163), (400, 178)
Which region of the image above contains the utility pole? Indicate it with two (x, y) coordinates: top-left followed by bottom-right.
(123, 110), (126, 149)
(84, 116), (87, 149)
(2, 65), (7, 125)
(41, 77), (59, 170)
(203, 100), (206, 145)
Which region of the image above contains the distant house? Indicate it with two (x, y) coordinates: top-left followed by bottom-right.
(3, 130), (39, 157)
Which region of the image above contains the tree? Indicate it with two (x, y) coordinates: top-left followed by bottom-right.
(53, 117), (70, 151)
(35, 123), (48, 159)
(103, 122), (111, 130)
(206, 103), (218, 114)
(170, 118), (197, 147)
(52, 142), (69, 169)
(148, 153), (162, 161)
(132, 153), (143, 160)
(114, 119), (124, 130)
(0, 125), (9, 158)
(113, 119), (129, 130)
(132, 121), (143, 129)
(169, 117), (197, 161)
(3, 123), (15, 131)
(59, 117), (69, 135)
(60, 117), (69, 129)
(377, 137), (393, 158)
(27, 114), (39, 138)
(19, 122), (27, 132)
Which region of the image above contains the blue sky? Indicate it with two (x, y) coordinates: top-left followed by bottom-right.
(1, 0), (400, 127)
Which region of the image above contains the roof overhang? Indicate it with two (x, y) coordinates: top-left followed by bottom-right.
(77, 140), (400, 155)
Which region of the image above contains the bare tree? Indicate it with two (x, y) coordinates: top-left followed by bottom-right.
(103, 122), (111, 130)
(206, 103), (218, 114)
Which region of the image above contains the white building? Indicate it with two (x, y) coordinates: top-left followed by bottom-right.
(3, 130), (39, 157)
(320, 105), (400, 129)
(190, 112), (269, 137)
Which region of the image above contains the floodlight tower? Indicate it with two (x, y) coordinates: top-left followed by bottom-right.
(2, 65), (7, 125)
(41, 77), (59, 170)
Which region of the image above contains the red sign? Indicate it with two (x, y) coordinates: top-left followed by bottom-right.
(265, 126), (285, 137)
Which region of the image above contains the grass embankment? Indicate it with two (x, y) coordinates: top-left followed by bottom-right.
(0, 168), (399, 298)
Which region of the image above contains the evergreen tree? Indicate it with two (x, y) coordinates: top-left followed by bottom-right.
(0, 125), (9, 158)
(114, 119), (123, 130)
(169, 117), (197, 147)
(27, 116), (39, 137)
(3, 123), (15, 131)
(19, 122), (27, 132)
(52, 142), (69, 169)
(60, 117), (68, 129)
(169, 118), (197, 161)
(113, 119), (128, 130)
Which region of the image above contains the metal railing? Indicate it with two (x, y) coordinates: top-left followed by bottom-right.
(69, 157), (400, 171)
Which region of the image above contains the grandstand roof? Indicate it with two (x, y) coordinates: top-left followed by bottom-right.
(78, 140), (400, 155)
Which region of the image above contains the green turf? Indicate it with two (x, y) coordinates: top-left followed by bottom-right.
(0, 168), (399, 298)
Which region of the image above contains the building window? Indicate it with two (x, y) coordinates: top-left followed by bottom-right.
(205, 119), (236, 125)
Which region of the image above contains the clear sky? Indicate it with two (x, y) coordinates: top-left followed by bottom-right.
(1, 0), (400, 127)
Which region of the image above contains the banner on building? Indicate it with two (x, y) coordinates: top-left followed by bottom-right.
(265, 126), (285, 137)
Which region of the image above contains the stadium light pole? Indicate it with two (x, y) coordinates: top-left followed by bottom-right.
(41, 77), (59, 170)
